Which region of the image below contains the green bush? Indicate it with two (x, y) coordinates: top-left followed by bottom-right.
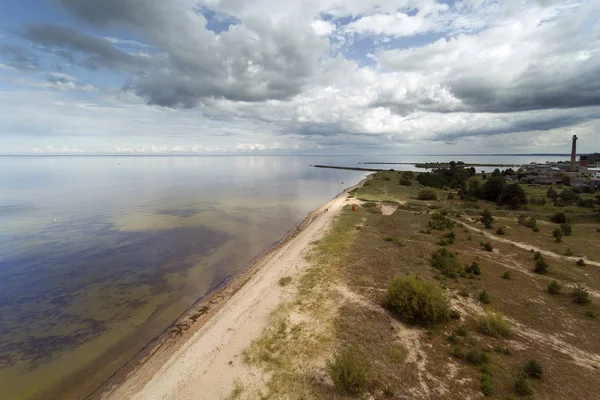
(418, 188), (438, 200)
(561, 223), (572, 236)
(515, 372), (534, 395)
(533, 257), (549, 274)
(576, 258), (585, 267)
(524, 359), (543, 379)
(447, 332), (460, 344)
(573, 284), (591, 305)
(502, 271), (511, 280)
(479, 290), (491, 304)
(431, 248), (461, 278)
(550, 212), (567, 223)
(399, 175), (412, 186)
(465, 262), (481, 275)
(533, 251), (542, 260)
(450, 309), (461, 320)
(428, 212), (455, 230)
(547, 280), (561, 295)
(496, 227), (505, 235)
(553, 228), (563, 243)
(278, 276), (293, 286)
(481, 373), (494, 396)
(477, 309), (512, 338)
(385, 275), (450, 325)
(329, 348), (370, 394)
(456, 324), (468, 336)
(466, 350), (489, 365)
(481, 241), (493, 252)
(481, 209), (494, 228)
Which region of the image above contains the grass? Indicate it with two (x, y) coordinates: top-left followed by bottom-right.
(278, 276), (293, 286)
(385, 275), (450, 325)
(329, 347), (370, 394)
(477, 309), (513, 338)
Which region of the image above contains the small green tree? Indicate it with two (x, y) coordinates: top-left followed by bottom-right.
(576, 258), (585, 267)
(553, 228), (563, 243)
(534, 257), (549, 274)
(550, 212), (567, 223)
(481, 209), (494, 228)
(561, 223), (572, 236)
(573, 284), (591, 305)
(479, 290), (491, 304)
(515, 372), (534, 395)
(418, 188), (438, 200)
(524, 359), (543, 379)
(547, 280), (561, 294)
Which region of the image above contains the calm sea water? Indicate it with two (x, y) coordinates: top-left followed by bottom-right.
(0, 154), (570, 399)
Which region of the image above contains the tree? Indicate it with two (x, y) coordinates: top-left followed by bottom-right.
(481, 209), (494, 229)
(481, 176), (506, 202)
(562, 174), (571, 186)
(498, 183), (528, 209)
(546, 187), (558, 200)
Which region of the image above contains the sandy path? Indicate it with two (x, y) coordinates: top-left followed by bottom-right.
(456, 217), (600, 268)
(105, 188), (356, 400)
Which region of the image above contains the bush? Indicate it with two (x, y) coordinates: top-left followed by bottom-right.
(450, 309), (461, 319)
(418, 189), (438, 200)
(502, 271), (511, 280)
(518, 215), (537, 230)
(553, 228), (563, 243)
(481, 241), (493, 252)
(547, 280), (561, 295)
(481, 209), (494, 228)
(561, 223), (572, 236)
(428, 212), (455, 230)
(564, 248), (574, 256)
(576, 258), (585, 267)
(515, 372), (534, 395)
(465, 262), (481, 275)
(466, 350), (489, 365)
(524, 359), (543, 379)
(573, 284), (591, 305)
(329, 348), (370, 394)
(431, 248), (461, 278)
(477, 309), (512, 338)
(532, 226), (540, 232)
(481, 373), (494, 396)
(546, 187), (558, 199)
(550, 212), (567, 223)
(479, 290), (491, 304)
(457, 324), (468, 336)
(499, 183), (528, 209)
(399, 175), (412, 186)
(385, 275), (450, 325)
(278, 276), (292, 286)
(534, 257), (549, 274)
(496, 227), (505, 235)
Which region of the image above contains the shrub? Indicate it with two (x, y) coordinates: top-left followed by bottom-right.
(547, 280), (561, 295)
(576, 258), (585, 267)
(278, 276), (292, 286)
(329, 348), (370, 394)
(518, 215), (538, 229)
(573, 284), (591, 305)
(546, 187), (558, 199)
(459, 288), (469, 297)
(524, 359), (543, 379)
(481, 241), (493, 252)
(465, 262), (481, 275)
(496, 227), (505, 235)
(550, 212), (567, 223)
(450, 309), (461, 319)
(466, 350), (489, 365)
(457, 324), (468, 336)
(481, 209), (494, 228)
(418, 188), (438, 200)
(479, 290), (491, 304)
(564, 248), (574, 256)
(532, 226), (540, 232)
(561, 223), (572, 236)
(383, 387), (395, 398)
(477, 309), (512, 338)
(502, 271), (511, 280)
(447, 332), (460, 344)
(431, 248), (461, 278)
(534, 257), (549, 274)
(499, 183), (528, 209)
(385, 275), (450, 325)
(553, 228), (563, 243)
(451, 346), (465, 360)
(586, 310), (599, 319)
(399, 175), (412, 186)
(428, 212), (455, 230)
(481, 373), (494, 396)
(533, 251), (542, 260)
(515, 372), (534, 395)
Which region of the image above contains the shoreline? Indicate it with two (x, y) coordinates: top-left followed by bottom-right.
(96, 176), (369, 399)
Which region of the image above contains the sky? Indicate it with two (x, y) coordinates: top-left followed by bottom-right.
(0, 0), (599, 155)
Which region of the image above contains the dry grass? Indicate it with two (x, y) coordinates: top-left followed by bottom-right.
(243, 173), (600, 399)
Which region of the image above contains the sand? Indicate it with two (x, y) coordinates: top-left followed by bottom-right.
(102, 184), (360, 400)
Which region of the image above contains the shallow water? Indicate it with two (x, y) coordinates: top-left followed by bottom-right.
(0, 154), (570, 399)
(0, 156), (369, 400)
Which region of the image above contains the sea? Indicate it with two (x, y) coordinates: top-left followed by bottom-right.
(0, 154), (572, 399)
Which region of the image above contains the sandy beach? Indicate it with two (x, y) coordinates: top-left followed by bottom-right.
(101, 182), (360, 400)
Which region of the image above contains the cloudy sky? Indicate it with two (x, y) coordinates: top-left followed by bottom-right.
(0, 0), (598, 155)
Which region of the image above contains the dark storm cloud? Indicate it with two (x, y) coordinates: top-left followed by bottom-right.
(23, 24), (150, 72)
(33, 0), (324, 108)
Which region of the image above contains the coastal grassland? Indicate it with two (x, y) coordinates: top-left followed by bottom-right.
(243, 172), (600, 399)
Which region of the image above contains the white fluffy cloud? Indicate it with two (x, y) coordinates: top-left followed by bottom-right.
(1, 0), (599, 153)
